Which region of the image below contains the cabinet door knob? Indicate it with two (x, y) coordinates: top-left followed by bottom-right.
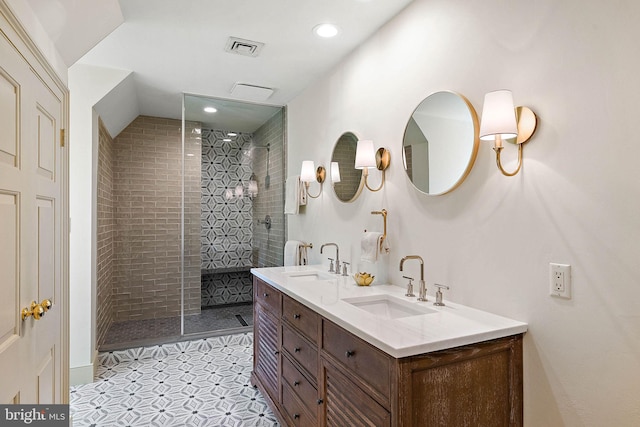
(317, 399), (324, 405)
(293, 413), (300, 420)
(263, 293), (268, 297)
(294, 381), (300, 386)
(274, 350), (280, 355)
(294, 347), (301, 353)
(293, 313), (301, 319)
(345, 350), (355, 358)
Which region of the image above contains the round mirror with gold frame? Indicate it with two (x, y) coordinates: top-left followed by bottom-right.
(331, 131), (364, 203)
(402, 91), (479, 196)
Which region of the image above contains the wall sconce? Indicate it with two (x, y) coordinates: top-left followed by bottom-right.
(479, 90), (538, 176)
(300, 160), (326, 198)
(355, 140), (391, 192)
(330, 161), (341, 184)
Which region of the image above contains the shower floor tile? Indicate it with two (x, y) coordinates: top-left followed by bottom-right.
(102, 303), (254, 351)
(71, 332), (279, 427)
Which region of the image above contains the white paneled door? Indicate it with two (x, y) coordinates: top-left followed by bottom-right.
(0, 8), (67, 404)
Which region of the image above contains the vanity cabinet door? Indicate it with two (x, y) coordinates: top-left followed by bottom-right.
(254, 302), (280, 402)
(322, 360), (390, 427)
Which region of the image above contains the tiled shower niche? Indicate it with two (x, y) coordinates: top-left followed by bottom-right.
(201, 129), (254, 307)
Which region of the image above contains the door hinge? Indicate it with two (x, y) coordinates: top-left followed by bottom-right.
(60, 129), (65, 147)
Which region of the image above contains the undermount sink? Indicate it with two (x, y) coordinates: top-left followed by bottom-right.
(284, 270), (336, 282)
(342, 294), (437, 319)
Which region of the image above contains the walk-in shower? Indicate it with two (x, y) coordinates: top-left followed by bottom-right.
(186, 94), (285, 337)
(96, 95), (285, 350)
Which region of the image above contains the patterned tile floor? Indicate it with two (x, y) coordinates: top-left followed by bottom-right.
(71, 333), (279, 427)
(102, 304), (254, 351)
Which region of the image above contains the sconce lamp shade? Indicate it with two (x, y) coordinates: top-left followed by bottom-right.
(300, 160), (316, 182)
(331, 161), (341, 183)
(479, 90), (518, 140)
(355, 140), (377, 169)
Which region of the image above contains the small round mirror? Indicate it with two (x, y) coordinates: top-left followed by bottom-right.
(331, 132), (364, 203)
(402, 91), (479, 195)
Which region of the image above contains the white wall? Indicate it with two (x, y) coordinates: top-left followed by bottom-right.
(68, 63), (132, 385)
(286, 0), (640, 425)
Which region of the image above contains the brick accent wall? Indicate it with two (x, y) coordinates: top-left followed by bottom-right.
(252, 109), (285, 267)
(96, 119), (115, 348)
(111, 116), (201, 322)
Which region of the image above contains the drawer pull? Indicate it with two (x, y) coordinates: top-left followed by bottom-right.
(293, 313), (301, 319)
(293, 413), (300, 420)
(345, 350), (355, 358)
(294, 347), (301, 353)
(317, 399), (324, 405)
(294, 381), (300, 386)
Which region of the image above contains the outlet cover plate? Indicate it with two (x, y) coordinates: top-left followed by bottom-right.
(550, 263), (571, 299)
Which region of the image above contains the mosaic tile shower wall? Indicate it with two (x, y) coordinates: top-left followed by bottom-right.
(201, 270), (253, 307)
(201, 130), (254, 271)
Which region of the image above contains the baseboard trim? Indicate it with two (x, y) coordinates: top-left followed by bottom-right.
(69, 350), (98, 386)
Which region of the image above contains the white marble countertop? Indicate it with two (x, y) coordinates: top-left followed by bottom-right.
(251, 265), (528, 358)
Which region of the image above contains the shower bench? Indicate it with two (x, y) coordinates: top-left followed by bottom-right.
(201, 266), (254, 307)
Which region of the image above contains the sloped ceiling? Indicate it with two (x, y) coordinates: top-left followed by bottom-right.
(27, 0), (415, 134)
(25, 0), (123, 66)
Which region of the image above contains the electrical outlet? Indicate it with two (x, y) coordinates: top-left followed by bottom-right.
(550, 263), (571, 298)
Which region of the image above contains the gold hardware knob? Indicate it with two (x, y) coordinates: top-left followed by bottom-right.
(31, 301), (44, 320)
(40, 299), (52, 312)
(21, 301), (45, 321)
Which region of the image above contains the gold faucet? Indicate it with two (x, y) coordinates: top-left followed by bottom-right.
(399, 255), (427, 301)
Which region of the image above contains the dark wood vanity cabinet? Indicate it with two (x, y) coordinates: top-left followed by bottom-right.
(252, 276), (524, 427)
(253, 279), (281, 404)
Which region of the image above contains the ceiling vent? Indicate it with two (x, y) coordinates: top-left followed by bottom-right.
(230, 83), (274, 102)
(225, 37), (264, 57)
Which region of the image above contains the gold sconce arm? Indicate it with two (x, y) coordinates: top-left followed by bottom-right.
(493, 136), (524, 177)
(304, 165), (326, 198)
(361, 147), (391, 192)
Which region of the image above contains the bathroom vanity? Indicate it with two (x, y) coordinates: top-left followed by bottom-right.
(250, 266), (527, 427)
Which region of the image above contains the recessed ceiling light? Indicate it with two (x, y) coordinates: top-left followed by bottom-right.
(227, 132), (237, 137)
(223, 138), (232, 142)
(204, 106), (217, 113)
(313, 23), (339, 38)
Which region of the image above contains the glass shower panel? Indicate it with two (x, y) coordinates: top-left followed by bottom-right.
(182, 94), (285, 337)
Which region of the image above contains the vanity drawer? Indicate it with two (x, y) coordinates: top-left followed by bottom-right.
(282, 354), (319, 419)
(282, 323), (318, 377)
(254, 278), (281, 316)
(283, 294), (319, 344)
(282, 382), (317, 427)
(322, 319), (391, 401)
